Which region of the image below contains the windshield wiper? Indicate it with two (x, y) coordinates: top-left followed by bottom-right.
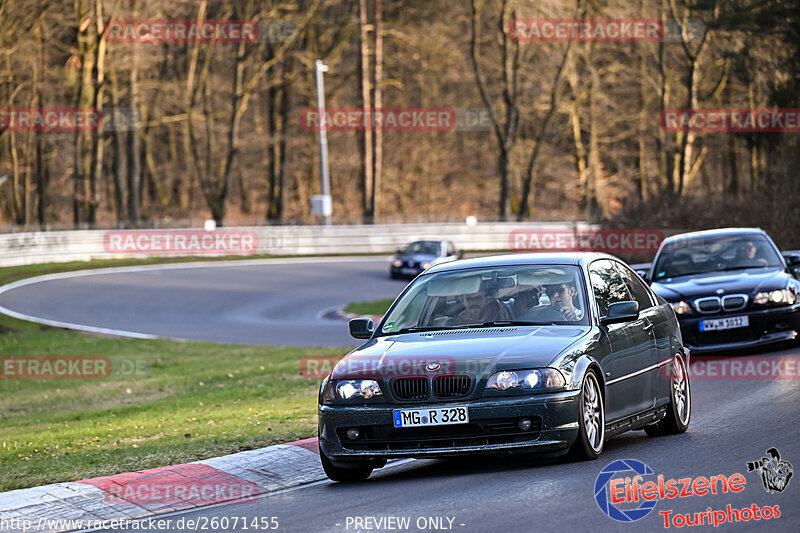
(383, 320), (563, 335)
(457, 321), (553, 328)
(661, 265), (773, 279)
(715, 265), (772, 272)
(381, 325), (464, 335)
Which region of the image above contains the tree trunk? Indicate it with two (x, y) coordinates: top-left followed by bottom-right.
(469, 0), (515, 221)
(636, 48), (648, 202)
(371, 0), (383, 223)
(727, 134), (739, 198)
(88, 0), (107, 225)
(358, 0), (374, 222)
(127, 47), (141, 225)
(110, 69), (126, 225)
(518, 38), (572, 220)
(35, 21), (49, 226)
(218, 38), (248, 225)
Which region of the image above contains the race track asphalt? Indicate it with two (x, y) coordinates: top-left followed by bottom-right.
(0, 257), (408, 347)
(96, 353), (800, 532)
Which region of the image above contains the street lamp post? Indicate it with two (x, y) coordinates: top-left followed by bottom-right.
(313, 59), (332, 225)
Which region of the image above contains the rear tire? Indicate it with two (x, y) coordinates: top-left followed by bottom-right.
(320, 450), (373, 482)
(645, 352), (691, 436)
(567, 369), (604, 461)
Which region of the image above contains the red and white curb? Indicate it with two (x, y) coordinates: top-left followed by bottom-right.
(0, 438), (322, 533)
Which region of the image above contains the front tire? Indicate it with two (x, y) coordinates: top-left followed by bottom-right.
(320, 450), (373, 482)
(567, 369), (605, 460)
(645, 352), (691, 436)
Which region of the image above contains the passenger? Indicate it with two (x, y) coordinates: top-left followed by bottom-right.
(450, 287), (510, 325)
(512, 286), (541, 318)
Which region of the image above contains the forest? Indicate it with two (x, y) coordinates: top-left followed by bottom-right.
(0, 0), (799, 245)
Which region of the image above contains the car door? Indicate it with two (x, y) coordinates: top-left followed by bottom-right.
(614, 261), (662, 409)
(588, 259), (654, 421)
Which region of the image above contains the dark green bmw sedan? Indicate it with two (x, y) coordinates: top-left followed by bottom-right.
(318, 253), (691, 481)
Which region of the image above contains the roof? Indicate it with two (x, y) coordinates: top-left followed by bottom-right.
(424, 252), (616, 274)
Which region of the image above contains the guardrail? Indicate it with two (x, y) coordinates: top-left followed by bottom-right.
(0, 222), (594, 267)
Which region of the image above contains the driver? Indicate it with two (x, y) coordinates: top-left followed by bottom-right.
(523, 282), (584, 321)
(735, 240), (768, 267)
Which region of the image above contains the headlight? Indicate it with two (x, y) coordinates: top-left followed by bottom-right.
(323, 379), (382, 401)
(392, 259), (403, 267)
(422, 262), (432, 269)
(485, 368), (565, 391)
(670, 300), (692, 314)
(754, 289), (796, 305)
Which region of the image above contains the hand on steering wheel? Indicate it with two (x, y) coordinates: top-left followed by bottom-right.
(559, 307), (578, 321)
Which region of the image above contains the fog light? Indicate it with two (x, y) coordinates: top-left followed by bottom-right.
(518, 418), (532, 431)
(346, 428), (360, 440)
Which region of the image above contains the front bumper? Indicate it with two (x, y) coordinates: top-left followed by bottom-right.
(318, 389), (581, 462)
(390, 265), (424, 277)
(678, 303), (800, 354)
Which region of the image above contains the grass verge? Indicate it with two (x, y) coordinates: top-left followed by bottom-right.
(342, 298), (395, 316)
(0, 256), (351, 492)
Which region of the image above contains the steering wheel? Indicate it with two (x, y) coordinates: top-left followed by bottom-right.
(523, 305), (567, 322)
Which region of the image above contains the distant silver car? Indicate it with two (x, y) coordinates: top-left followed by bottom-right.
(390, 240), (462, 279)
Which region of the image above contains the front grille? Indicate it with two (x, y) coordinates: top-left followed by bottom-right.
(722, 294), (748, 311)
(392, 377), (429, 400)
(433, 375), (472, 398)
(694, 294), (750, 314)
(339, 417), (542, 451)
(695, 297), (721, 313)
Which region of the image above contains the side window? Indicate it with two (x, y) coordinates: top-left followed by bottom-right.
(589, 260), (631, 317)
(615, 262), (654, 310)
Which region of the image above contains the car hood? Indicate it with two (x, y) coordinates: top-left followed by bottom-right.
(331, 326), (592, 380)
(651, 267), (790, 300)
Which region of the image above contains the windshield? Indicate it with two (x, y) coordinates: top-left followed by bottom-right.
(653, 234), (783, 281)
(379, 265), (589, 334)
(402, 242), (441, 256)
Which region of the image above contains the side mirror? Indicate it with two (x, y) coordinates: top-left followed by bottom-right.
(635, 270), (650, 283)
(396, 248), (404, 255)
(457, 250), (464, 259)
(349, 317), (374, 339)
(784, 253), (800, 267)
(601, 301), (640, 325)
